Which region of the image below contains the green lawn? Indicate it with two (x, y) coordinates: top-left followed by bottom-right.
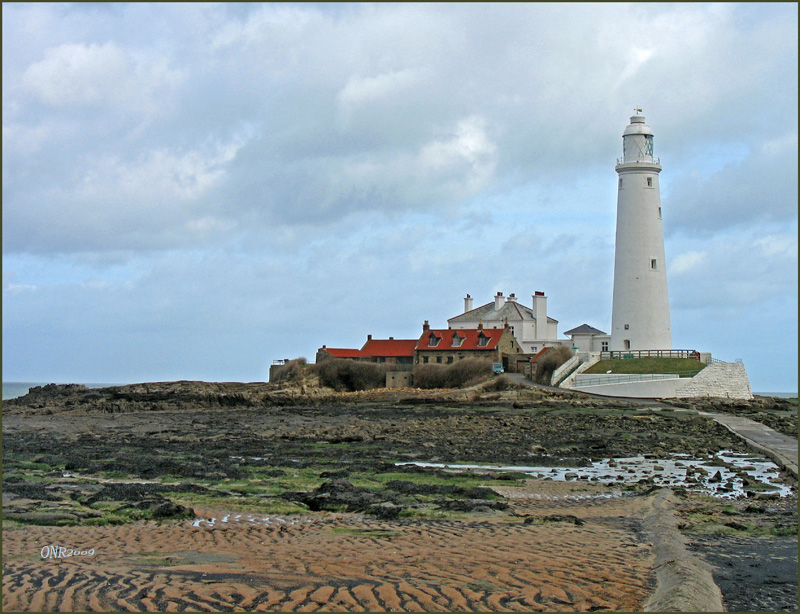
(583, 357), (706, 378)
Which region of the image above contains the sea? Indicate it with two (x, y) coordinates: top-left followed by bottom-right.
(2, 381), (797, 402)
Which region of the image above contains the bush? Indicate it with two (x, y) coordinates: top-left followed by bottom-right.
(533, 346), (573, 385)
(311, 359), (388, 392)
(413, 365), (449, 389)
(271, 357), (308, 383)
(414, 359), (493, 389)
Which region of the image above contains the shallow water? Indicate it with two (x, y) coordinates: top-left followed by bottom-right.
(398, 450), (792, 499)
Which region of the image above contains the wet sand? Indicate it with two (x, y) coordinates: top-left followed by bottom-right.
(3, 482), (655, 612)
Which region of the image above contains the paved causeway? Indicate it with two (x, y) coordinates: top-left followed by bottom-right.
(697, 411), (798, 478)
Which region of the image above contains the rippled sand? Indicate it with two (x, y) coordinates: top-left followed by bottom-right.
(3, 482), (655, 612)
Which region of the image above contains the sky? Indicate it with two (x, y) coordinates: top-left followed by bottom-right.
(3, 2), (797, 392)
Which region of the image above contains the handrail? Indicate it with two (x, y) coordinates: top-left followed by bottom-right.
(616, 156), (660, 165)
(575, 373), (677, 386)
(575, 370), (703, 387)
(599, 350), (700, 360)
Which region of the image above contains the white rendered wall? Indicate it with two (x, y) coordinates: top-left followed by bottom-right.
(610, 117), (672, 351)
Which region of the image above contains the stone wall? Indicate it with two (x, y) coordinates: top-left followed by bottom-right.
(675, 362), (753, 400)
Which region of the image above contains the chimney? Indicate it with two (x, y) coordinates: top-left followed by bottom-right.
(389, 336), (394, 340)
(464, 294), (473, 313)
(477, 320), (483, 330)
(422, 320), (430, 333)
(367, 334), (372, 341)
(532, 292), (547, 340)
(494, 291), (505, 311)
(507, 293), (517, 303)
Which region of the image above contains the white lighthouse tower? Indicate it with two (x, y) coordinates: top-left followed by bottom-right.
(610, 111), (672, 351)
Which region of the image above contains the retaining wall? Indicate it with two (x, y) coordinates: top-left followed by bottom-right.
(674, 361), (753, 400)
(567, 361), (753, 400)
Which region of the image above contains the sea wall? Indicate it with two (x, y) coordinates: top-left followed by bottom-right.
(674, 362), (753, 400)
(567, 361), (754, 400)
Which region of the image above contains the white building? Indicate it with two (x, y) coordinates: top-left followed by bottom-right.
(563, 324), (609, 354)
(447, 291), (560, 354)
(610, 112), (672, 351)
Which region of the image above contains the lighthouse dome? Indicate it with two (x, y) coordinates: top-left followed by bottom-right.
(623, 115), (653, 136)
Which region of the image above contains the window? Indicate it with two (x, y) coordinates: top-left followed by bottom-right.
(601, 341), (608, 352)
(436, 356), (442, 364)
(509, 326), (515, 336)
(646, 177), (652, 187)
(658, 206), (662, 218)
(447, 356), (454, 364)
(644, 135), (654, 156)
(477, 333), (489, 347)
(619, 178), (623, 189)
(651, 259), (657, 270)
(624, 339), (631, 350)
(624, 324), (629, 330)
(423, 356), (429, 364)
(452, 333), (464, 347)
(428, 333), (440, 347)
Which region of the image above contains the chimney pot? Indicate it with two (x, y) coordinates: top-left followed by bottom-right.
(367, 334), (372, 341)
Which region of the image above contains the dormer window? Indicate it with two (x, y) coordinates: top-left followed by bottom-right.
(452, 333), (465, 347)
(428, 333), (441, 347)
(477, 332), (489, 347)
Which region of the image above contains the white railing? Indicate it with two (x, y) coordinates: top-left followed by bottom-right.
(574, 373), (680, 387)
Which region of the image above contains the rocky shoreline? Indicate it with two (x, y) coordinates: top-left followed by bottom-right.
(3, 380), (797, 611)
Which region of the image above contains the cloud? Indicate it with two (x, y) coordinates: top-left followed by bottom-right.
(670, 251), (707, 276)
(21, 41), (182, 114)
(2, 3), (796, 390)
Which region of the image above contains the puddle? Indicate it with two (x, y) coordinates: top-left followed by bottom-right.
(191, 514), (315, 528)
(398, 450), (793, 499)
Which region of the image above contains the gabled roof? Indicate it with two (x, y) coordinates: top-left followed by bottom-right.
(416, 328), (504, 351)
(563, 324), (607, 336)
(361, 338), (417, 357)
(530, 347), (551, 363)
(448, 301), (558, 324)
(321, 347), (363, 358)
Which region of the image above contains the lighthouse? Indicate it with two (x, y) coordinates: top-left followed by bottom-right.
(610, 111), (672, 351)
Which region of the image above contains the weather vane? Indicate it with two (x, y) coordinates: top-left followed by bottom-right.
(634, 107), (642, 114)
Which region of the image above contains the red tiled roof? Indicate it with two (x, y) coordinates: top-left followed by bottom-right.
(361, 338), (417, 357)
(416, 328), (504, 351)
(322, 348), (363, 358)
(530, 347), (551, 363)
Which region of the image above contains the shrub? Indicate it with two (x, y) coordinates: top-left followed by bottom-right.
(414, 359), (493, 389)
(413, 365), (449, 389)
(533, 346), (573, 385)
(311, 359), (388, 392)
(445, 358), (493, 388)
(271, 357), (308, 383)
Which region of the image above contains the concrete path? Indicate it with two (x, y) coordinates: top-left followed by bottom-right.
(697, 411), (798, 478)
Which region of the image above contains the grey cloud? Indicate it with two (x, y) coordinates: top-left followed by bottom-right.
(3, 2), (797, 258)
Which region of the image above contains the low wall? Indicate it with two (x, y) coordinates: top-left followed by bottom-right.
(558, 353), (600, 389)
(550, 354), (581, 386)
(568, 361), (753, 400)
(675, 362), (753, 400)
(571, 377), (685, 398)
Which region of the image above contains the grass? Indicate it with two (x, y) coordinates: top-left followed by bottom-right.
(583, 357), (706, 377)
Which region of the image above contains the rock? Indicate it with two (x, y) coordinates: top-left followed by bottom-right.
(524, 514), (584, 526)
(4, 511), (78, 524)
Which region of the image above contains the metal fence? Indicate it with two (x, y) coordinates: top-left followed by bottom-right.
(599, 349), (700, 361)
